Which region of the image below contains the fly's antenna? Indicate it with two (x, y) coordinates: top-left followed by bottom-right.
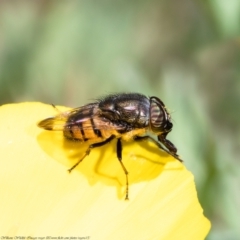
(167, 108), (177, 124)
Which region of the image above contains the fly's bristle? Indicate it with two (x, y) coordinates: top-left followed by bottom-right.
(38, 118), (55, 130)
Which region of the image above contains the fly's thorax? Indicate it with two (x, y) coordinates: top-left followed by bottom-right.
(98, 93), (150, 128)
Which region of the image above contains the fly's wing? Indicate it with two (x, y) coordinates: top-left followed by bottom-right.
(38, 116), (71, 131)
(38, 104), (126, 132)
(38, 105), (90, 131)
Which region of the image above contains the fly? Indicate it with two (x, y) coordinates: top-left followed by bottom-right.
(38, 93), (182, 200)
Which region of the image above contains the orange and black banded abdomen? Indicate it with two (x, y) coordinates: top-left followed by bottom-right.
(63, 104), (115, 142)
(63, 118), (103, 142)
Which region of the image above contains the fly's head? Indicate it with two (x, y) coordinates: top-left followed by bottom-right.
(149, 96), (179, 158)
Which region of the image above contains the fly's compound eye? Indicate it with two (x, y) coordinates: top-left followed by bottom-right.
(149, 96), (172, 133)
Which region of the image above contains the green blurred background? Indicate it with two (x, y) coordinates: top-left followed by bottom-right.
(0, 1), (239, 239)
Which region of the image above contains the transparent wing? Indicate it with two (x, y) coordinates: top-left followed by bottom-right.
(38, 104), (126, 131)
(38, 116), (71, 131)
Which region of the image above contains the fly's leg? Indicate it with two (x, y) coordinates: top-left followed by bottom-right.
(134, 135), (165, 151)
(116, 138), (129, 200)
(51, 104), (70, 118)
(68, 135), (115, 173)
(134, 135), (183, 162)
(51, 104), (62, 114)
(68, 148), (90, 173)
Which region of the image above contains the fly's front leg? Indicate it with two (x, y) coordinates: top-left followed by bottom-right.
(68, 135), (115, 173)
(134, 135), (164, 150)
(116, 138), (129, 200)
(134, 135), (183, 162)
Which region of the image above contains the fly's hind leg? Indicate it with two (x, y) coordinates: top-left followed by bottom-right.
(116, 138), (129, 200)
(51, 104), (69, 118)
(68, 135), (115, 173)
(51, 104), (62, 114)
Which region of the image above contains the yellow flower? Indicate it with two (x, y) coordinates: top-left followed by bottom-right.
(0, 102), (210, 239)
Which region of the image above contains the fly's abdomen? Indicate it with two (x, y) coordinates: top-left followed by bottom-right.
(64, 118), (100, 142)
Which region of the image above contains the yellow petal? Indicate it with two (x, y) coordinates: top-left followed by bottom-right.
(0, 102), (211, 239)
